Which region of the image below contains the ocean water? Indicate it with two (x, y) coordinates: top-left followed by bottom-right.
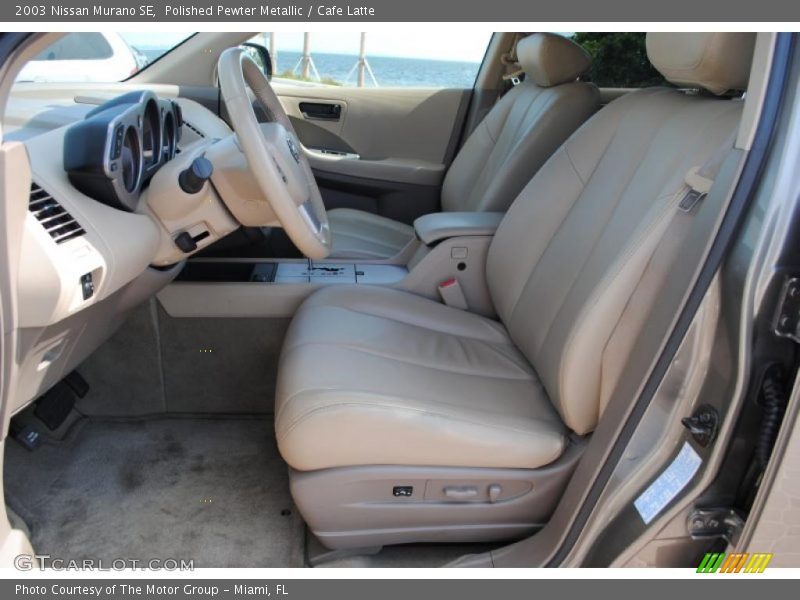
(273, 51), (481, 88)
(141, 48), (480, 89)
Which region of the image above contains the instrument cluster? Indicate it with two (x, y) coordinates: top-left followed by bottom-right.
(64, 90), (183, 212)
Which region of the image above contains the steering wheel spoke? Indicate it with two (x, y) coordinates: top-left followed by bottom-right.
(218, 47), (331, 259)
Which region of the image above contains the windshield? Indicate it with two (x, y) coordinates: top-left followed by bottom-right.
(16, 32), (195, 83)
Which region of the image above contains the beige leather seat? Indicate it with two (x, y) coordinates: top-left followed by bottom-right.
(327, 33), (600, 259)
(276, 32), (755, 547)
(278, 285), (567, 471)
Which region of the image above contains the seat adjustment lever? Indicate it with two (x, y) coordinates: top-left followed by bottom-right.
(443, 486), (478, 500)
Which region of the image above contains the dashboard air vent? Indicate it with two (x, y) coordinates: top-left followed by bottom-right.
(29, 183), (86, 244)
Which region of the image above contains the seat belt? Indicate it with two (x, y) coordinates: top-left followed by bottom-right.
(500, 33), (525, 88)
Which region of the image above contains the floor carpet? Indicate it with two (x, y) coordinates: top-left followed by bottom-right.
(3, 417), (305, 567)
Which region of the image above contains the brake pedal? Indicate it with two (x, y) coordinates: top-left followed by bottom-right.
(64, 370), (90, 398)
(34, 381), (76, 430)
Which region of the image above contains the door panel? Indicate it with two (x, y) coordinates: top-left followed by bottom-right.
(275, 85), (470, 224)
(276, 85), (468, 164)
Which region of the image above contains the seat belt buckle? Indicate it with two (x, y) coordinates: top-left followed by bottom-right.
(510, 75), (521, 86)
(438, 278), (468, 310)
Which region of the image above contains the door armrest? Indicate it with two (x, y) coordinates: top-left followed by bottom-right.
(305, 150), (445, 186)
(414, 212), (505, 245)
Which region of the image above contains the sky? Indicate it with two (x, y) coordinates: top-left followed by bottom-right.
(120, 31), (494, 62)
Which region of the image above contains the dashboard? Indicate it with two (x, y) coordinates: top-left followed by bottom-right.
(5, 83), (237, 414)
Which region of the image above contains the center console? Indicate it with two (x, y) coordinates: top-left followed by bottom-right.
(176, 260), (407, 285)
(158, 211), (505, 318)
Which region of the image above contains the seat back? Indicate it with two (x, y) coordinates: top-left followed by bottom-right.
(441, 33), (599, 213)
(487, 32), (756, 434)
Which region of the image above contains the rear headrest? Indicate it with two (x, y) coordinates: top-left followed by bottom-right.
(517, 33), (592, 88)
(646, 32), (756, 95)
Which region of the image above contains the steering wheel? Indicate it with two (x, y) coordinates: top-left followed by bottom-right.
(217, 47), (331, 259)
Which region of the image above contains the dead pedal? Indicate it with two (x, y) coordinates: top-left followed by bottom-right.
(9, 421), (41, 451)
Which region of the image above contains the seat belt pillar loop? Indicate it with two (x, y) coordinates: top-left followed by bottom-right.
(678, 130), (738, 213)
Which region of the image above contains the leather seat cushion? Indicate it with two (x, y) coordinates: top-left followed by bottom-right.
(327, 208), (415, 259)
(275, 285), (567, 471)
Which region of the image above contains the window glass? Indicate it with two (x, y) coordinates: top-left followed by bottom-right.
(570, 32), (666, 88)
(17, 32), (194, 83)
(34, 33), (113, 61)
(251, 32), (492, 88)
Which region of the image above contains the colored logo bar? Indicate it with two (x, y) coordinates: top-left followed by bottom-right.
(697, 552), (773, 573)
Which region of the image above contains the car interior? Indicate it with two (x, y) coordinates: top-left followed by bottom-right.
(0, 30), (791, 568)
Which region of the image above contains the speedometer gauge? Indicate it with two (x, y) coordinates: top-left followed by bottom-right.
(120, 126), (142, 193)
(141, 98), (161, 168)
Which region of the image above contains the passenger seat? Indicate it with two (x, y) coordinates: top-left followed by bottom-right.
(327, 33), (601, 258)
(275, 32), (756, 549)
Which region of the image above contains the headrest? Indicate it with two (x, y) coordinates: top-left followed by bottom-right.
(646, 32), (756, 95)
(516, 33), (592, 88)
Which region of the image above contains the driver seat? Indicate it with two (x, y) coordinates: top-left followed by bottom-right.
(275, 32), (756, 549)
(326, 33), (600, 259)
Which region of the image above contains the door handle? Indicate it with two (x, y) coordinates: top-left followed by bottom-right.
(299, 102), (342, 121)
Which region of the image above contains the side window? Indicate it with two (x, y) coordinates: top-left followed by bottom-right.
(570, 32), (666, 88)
(250, 32), (492, 89)
(34, 33), (114, 61)
(18, 33), (193, 84)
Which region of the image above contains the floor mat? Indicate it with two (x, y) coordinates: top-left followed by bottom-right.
(3, 417), (304, 567)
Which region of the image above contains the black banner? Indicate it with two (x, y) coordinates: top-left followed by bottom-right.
(3, 0), (800, 22)
(3, 579), (799, 600)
